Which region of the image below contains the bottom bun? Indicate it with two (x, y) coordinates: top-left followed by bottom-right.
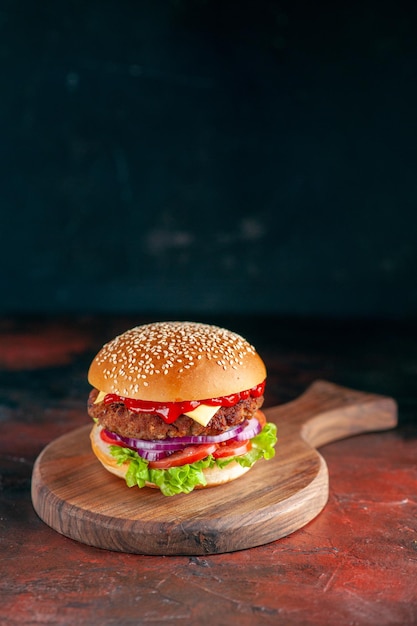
(90, 423), (251, 491)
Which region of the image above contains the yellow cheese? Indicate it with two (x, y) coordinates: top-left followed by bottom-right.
(183, 404), (220, 427)
(94, 390), (107, 404)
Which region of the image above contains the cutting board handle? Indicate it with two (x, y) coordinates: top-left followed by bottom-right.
(267, 380), (398, 449)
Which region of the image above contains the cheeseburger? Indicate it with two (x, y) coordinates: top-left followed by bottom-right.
(88, 321), (277, 496)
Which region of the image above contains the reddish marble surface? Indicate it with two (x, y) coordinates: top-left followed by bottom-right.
(1, 316), (416, 626)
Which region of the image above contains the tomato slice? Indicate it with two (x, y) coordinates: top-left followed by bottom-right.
(148, 443), (217, 469)
(255, 410), (266, 429)
(212, 439), (251, 459)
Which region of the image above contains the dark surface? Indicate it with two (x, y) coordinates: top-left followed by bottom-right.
(1, 315), (416, 625)
(1, 1), (417, 316)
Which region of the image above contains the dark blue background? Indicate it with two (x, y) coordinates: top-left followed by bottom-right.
(2, 0), (416, 317)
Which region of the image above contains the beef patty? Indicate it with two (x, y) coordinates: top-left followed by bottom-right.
(88, 388), (264, 440)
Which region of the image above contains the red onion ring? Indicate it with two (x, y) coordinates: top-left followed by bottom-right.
(134, 448), (169, 461)
(233, 417), (262, 441)
(103, 421), (247, 451)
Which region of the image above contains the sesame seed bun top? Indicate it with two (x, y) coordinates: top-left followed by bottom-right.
(88, 321), (266, 402)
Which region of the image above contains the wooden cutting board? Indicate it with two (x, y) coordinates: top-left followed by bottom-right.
(31, 380), (397, 556)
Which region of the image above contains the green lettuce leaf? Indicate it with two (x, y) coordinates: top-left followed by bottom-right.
(109, 422), (278, 496)
(110, 445), (214, 496)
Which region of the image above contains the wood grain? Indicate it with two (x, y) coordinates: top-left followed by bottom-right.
(31, 380), (397, 555)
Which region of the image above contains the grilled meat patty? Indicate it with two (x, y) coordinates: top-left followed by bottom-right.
(88, 388), (264, 440)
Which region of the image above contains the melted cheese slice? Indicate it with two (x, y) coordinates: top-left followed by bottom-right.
(183, 404), (220, 427)
(94, 390), (107, 404)
(93, 390), (219, 427)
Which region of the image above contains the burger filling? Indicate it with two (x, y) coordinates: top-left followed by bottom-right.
(88, 383), (277, 496)
(88, 388), (264, 440)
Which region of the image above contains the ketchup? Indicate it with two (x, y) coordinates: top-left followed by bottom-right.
(103, 381), (265, 424)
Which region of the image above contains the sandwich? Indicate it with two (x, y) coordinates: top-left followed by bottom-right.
(88, 321), (277, 496)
